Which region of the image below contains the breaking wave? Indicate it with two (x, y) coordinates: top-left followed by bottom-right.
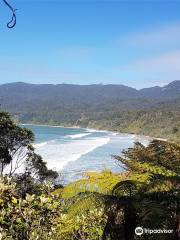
(35, 136), (110, 171)
(66, 133), (91, 139)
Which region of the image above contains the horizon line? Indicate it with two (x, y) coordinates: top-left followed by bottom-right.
(0, 80), (179, 90)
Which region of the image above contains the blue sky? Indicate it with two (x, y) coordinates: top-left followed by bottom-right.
(0, 0), (180, 89)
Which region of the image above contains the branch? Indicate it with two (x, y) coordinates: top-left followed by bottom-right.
(3, 0), (17, 28)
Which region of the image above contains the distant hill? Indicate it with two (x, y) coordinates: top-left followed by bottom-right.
(140, 80), (180, 99)
(0, 81), (180, 142)
(0, 80), (179, 105)
(0, 82), (139, 106)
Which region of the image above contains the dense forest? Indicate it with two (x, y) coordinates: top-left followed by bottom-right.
(0, 111), (179, 239)
(0, 81), (180, 142)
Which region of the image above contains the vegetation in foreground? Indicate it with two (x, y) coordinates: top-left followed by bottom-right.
(0, 111), (180, 239)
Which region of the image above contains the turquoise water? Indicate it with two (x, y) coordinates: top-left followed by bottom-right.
(23, 124), (149, 183)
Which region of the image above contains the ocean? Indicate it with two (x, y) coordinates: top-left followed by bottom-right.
(22, 124), (149, 183)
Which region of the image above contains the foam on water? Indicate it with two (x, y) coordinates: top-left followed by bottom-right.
(86, 128), (98, 133)
(86, 128), (108, 133)
(33, 140), (56, 148)
(112, 132), (118, 136)
(35, 136), (110, 171)
(17, 125), (150, 183)
(66, 133), (91, 139)
(34, 142), (48, 147)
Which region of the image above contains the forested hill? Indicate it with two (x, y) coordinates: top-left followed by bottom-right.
(0, 81), (180, 142)
(0, 80), (180, 104)
(0, 82), (140, 105)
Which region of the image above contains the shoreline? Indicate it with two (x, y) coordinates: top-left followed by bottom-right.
(20, 123), (108, 134)
(21, 123), (81, 129)
(20, 122), (159, 141)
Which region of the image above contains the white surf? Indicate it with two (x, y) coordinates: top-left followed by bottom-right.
(66, 133), (91, 139)
(35, 137), (110, 171)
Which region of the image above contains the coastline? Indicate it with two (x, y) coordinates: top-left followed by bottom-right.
(21, 123), (81, 129)
(20, 122), (158, 142)
(20, 122), (166, 182)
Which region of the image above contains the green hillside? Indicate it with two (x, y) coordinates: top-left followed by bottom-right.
(0, 81), (180, 142)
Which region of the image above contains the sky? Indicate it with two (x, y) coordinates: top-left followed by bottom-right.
(0, 0), (180, 89)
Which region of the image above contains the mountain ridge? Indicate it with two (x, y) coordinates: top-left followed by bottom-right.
(0, 80), (179, 142)
(1, 80), (180, 88)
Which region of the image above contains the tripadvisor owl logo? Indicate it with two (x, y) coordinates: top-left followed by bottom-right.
(135, 227), (143, 236)
(135, 227), (173, 236)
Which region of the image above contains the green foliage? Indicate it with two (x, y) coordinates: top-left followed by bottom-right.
(1, 111), (180, 239)
(54, 208), (107, 240)
(61, 171), (123, 199)
(114, 140), (180, 191)
(0, 177), (61, 240)
(53, 192), (107, 240)
(110, 140), (180, 239)
(0, 112), (34, 176)
(0, 111), (58, 183)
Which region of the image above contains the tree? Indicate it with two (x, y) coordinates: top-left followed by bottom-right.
(111, 139), (180, 240)
(64, 140), (180, 239)
(0, 177), (61, 240)
(0, 111), (58, 183)
(0, 112), (33, 176)
(26, 152), (58, 182)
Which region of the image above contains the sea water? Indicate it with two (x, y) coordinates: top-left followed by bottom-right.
(22, 125), (149, 183)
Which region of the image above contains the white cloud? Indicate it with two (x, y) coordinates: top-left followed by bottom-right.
(120, 22), (180, 48)
(118, 50), (180, 81)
